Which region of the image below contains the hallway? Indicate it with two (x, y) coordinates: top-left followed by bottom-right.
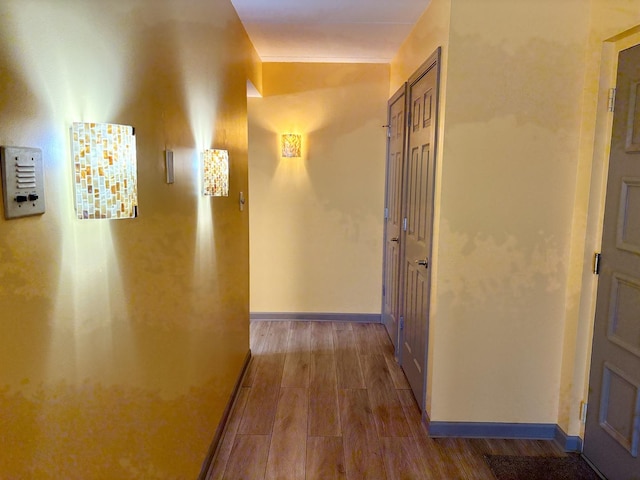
(208, 321), (565, 479)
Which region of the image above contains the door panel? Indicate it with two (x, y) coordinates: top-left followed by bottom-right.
(401, 53), (439, 409)
(617, 177), (640, 254)
(584, 43), (640, 479)
(382, 85), (407, 352)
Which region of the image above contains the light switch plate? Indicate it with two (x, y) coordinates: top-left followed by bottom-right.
(1, 146), (45, 219)
(165, 150), (174, 184)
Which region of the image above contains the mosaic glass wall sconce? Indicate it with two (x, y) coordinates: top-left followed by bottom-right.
(71, 122), (138, 219)
(203, 149), (229, 196)
(281, 134), (301, 158)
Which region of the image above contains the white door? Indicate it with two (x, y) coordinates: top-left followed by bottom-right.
(382, 85), (407, 353)
(584, 43), (640, 479)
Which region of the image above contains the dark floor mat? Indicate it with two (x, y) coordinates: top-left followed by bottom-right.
(485, 454), (602, 480)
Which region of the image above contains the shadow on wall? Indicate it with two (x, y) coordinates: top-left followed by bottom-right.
(0, 2), (63, 418)
(0, 53), (40, 121)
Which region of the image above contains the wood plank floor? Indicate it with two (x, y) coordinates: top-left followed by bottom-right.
(208, 321), (565, 479)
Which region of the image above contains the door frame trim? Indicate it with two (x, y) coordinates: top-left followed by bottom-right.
(582, 28), (640, 455)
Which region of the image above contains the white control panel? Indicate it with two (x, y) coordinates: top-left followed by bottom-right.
(1, 146), (45, 219)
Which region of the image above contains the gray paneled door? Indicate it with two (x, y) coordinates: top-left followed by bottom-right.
(382, 85), (407, 353)
(584, 44), (640, 479)
(400, 51), (439, 409)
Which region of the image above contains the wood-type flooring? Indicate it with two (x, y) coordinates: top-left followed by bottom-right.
(208, 321), (566, 479)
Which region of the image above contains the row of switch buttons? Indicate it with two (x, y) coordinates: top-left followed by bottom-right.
(15, 194), (39, 203)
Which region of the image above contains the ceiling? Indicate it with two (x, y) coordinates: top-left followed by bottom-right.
(229, 0), (432, 63)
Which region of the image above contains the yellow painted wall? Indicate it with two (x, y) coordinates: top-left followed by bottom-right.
(248, 63), (389, 314)
(559, 0), (640, 437)
(248, 47), (264, 96)
(390, 0), (451, 95)
(0, 0), (255, 477)
(390, 0), (451, 412)
(429, 0), (591, 424)
(392, 0), (595, 423)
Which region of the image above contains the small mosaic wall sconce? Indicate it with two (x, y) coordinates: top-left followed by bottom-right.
(281, 134), (301, 158)
(71, 122), (138, 219)
(203, 149), (229, 197)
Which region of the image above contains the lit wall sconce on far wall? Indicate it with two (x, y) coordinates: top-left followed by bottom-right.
(71, 122), (138, 219)
(281, 134), (301, 158)
(203, 149), (229, 197)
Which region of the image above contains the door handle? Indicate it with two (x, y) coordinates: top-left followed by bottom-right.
(391, 237), (399, 242)
(415, 258), (428, 268)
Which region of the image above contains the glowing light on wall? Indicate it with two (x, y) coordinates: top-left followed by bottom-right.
(203, 149), (229, 196)
(281, 134), (302, 158)
(71, 122), (138, 219)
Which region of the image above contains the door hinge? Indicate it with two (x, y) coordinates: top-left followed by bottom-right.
(608, 88), (616, 112)
(403, 217), (408, 232)
(384, 207), (389, 220)
(580, 401), (588, 423)
(399, 316), (404, 330)
(407, 112), (412, 127)
(382, 285), (386, 297)
(593, 252), (601, 275)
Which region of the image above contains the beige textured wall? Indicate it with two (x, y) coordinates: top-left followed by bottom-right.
(429, 0), (591, 424)
(0, 0), (254, 477)
(248, 63), (389, 314)
(390, 0), (451, 411)
(392, 0), (596, 423)
(559, 0), (640, 437)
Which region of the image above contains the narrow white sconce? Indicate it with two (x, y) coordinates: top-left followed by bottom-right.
(203, 149), (229, 197)
(281, 134), (301, 158)
(71, 122), (138, 219)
